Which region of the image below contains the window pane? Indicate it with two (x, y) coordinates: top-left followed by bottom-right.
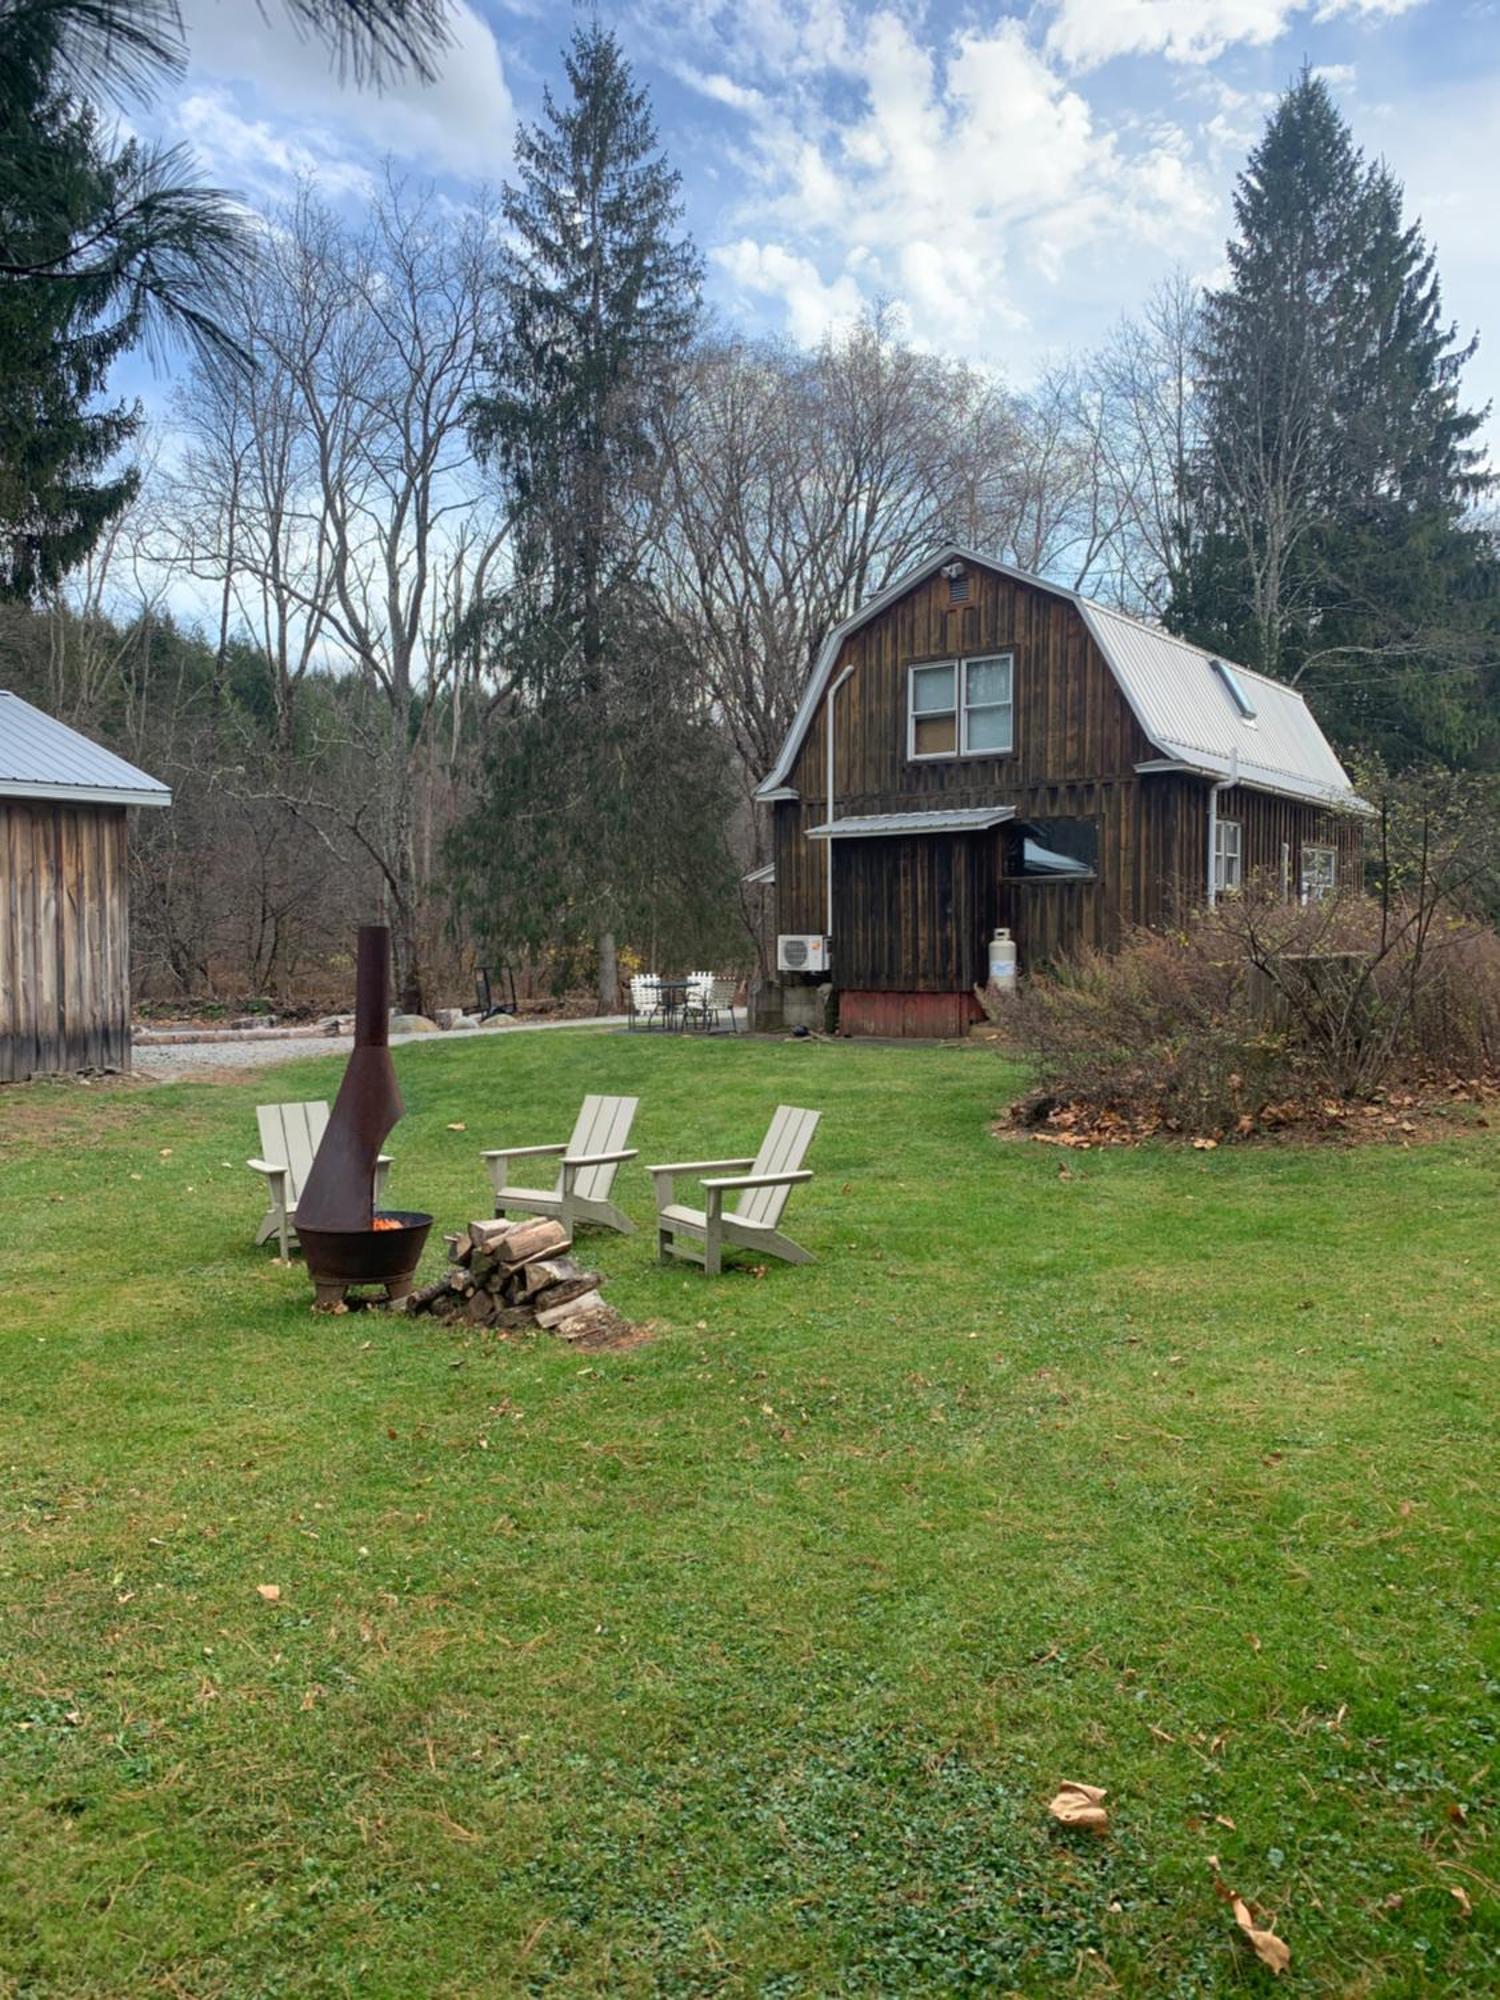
(965, 656), (1011, 706)
(911, 664), (956, 714)
(913, 713), (957, 756)
(964, 703), (1013, 752)
(1011, 817), (1098, 877)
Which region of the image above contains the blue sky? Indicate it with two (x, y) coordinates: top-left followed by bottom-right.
(140, 0), (1498, 443)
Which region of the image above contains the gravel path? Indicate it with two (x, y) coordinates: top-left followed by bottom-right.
(130, 1014), (629, 1079)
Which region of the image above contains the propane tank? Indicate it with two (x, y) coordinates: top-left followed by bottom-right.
(988, 927), (1018, 992)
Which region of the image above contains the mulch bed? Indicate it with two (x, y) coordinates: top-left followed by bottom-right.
(1002, 1075), (1499, 1150)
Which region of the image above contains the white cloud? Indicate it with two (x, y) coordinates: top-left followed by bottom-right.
(177, 90), (375, 201)
(175, 0), (514, 183)
(1045, 0), (1423, 69)
(713, 240), (865, 343)
(695, 9), (1217, 355)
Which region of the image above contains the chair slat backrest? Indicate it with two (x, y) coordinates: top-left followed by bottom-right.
(257, 1100), (329, 1205)
(566, 1093), (638, 1201)
(736, 1104), (820, 1226)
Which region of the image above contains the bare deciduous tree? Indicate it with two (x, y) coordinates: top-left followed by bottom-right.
(165, 174), (509, 1010)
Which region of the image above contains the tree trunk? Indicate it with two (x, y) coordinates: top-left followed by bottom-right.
(597, 930), (618, 1014)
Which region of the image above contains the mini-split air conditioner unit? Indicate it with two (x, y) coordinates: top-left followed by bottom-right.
(777, 933), (830, 974)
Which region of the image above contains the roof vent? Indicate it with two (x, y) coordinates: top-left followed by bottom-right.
(1212, 657), (1258, 722)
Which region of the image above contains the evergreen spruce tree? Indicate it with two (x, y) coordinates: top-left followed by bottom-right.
(0, 15), (144, 599)
(459, 25), (731, 1002)
(1174, 70), (1496, 765)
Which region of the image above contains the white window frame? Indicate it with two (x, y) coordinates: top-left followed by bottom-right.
(1214, 817), (1242, 894)
(1301, 843), (1337, 903)
(907, 660), (959, 761)
(906, 653), (1015, 762)
(961, 653), (1014, 756)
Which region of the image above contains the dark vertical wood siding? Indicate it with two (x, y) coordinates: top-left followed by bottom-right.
(0, 800), (131, 1081)
(1215, 786), (1365, 896)
(831, 831), (995, 989)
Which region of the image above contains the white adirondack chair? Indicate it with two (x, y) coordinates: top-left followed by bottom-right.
(650, 1104), (820, 1275)
(481, 1094), (639, 1236)
(247, 1100), (392, 1261)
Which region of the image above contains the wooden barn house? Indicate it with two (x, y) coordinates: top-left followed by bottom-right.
(1, 691), (170, 1081)
(755, 548), (1366, 1037)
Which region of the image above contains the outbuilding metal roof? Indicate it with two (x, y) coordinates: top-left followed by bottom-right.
(756, 546), (1362, 812)
(806, 806), (1016, 838)
(0, 691), (171, 807)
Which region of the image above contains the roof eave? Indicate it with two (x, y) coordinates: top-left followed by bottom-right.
(0, 781), (172, 808)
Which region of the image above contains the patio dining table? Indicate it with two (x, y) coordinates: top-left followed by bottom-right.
(653, 977), (695, 1030)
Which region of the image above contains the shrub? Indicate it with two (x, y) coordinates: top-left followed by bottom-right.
(1008, 890), (1500, 1140)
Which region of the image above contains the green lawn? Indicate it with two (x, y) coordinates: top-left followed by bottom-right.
(0, 1030), (1495, 1997)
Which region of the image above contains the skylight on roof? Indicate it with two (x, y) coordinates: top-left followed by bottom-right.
(1212, 657), (1258, 722)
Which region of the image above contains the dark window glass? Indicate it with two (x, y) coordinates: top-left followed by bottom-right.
(1009, 817), (1099, 878)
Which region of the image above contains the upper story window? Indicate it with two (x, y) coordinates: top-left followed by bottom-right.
(907, 653), (1014, 761)
(1214, 817), (1242, 893)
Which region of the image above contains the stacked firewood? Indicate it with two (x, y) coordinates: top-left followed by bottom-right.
(396, 1216), (633, 1344)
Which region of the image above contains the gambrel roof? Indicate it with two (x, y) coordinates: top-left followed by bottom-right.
(755, 547), (1363, 811)
(0, 691), (171, 807)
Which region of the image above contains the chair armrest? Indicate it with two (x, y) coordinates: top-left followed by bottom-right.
(479, 1142), (569, 1161)
(645, 1156), (756, 1177)
(563, 1147), (638, 1169)
(247, 1157), (287, 1179)
(700, 1170), (813, 1191)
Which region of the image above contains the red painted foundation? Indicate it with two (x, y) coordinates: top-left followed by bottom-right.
(838, 990), (984, 1039)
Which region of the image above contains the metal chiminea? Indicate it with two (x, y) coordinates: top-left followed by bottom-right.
(296, 924), (432, 1308)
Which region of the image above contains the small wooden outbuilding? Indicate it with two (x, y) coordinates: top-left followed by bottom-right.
(0, 691), (170, 1081)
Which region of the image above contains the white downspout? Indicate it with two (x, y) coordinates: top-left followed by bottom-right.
(824, 663), (855, 943)
(1205, 747), (1239, 907)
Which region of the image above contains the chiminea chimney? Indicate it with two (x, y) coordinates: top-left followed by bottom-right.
(296, 924), (404, 1234)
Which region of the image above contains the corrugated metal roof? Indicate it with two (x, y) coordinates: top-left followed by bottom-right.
(0, 691), (171, 806)
(1077, 603), (1358, 807)
(806, 806), (1016, 838)
(756, 545), (1362, 811)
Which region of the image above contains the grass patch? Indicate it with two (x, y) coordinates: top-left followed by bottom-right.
(1, 1030), (1496, 1995)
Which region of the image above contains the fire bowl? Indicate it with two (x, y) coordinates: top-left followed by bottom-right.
(299, 1209), (434, 1308)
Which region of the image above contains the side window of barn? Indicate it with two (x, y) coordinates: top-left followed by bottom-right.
(1301, 844), (1337, 902)
(1214, 818), (1242, 893)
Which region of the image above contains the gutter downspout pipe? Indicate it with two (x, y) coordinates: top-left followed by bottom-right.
(1205, 747), (1239, 908)
(825, 662), (856, 943)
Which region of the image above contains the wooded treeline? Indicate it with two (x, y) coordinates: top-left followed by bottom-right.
(2, 11), (1496, 1013)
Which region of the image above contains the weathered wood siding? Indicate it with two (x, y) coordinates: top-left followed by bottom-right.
(831, 831), (996, 990)
(784, 565), (1154, 813)
(1214, 785), (1365, 897)
(0, 800), (131, 1081)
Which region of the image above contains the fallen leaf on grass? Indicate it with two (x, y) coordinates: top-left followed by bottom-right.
(446, 1121), (466, 1131)
(1233, 1895), (1291, 1974)
(1450, 1885), (1472, 1917)
(1210, 1862), (1290, 1975)
(1048, 1781), (1109, 1831)
(256, 1583), (282, 1603)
